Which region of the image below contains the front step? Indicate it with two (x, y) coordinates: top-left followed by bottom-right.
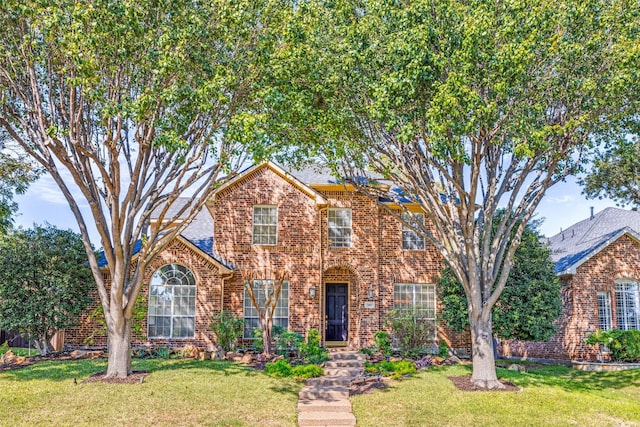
(299, 386), (350, 400)
(323, 368), (363, 377)
(297, 399), (353, 413)
(324, 359), (365, 368)
(298, 411), (356, 426)
(305, 376), (354, 387)
(327, 351), (365, 361)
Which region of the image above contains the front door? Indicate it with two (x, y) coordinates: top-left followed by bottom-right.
(326, 284), (348, 341)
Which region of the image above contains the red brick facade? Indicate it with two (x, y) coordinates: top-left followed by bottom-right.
(501, 234), (640, 361)
(66, 163), (471, 352)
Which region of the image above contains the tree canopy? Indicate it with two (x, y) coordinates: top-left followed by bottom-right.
(0, 0), (287, 377)
(260, 0), (640, 388)
(0, 224), (93, 355)
(439, 217), (562, 342)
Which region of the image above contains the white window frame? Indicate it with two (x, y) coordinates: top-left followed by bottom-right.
(402, 212), (425, 250)
(252, 205), (278, 245)
(328, 208), (352, 248)
(393, 283), (437, 338)
(615, 280), (640, 331)
(597, 291), (613, 331)
(243, 280), (289, 338)
(148, 264), (196, 339)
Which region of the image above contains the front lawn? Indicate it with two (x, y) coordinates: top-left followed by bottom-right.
(0, 358), (301, 426)
(352, 364), (640, 426)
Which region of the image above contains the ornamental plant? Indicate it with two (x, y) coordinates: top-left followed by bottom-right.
(585, 330), (640, 362)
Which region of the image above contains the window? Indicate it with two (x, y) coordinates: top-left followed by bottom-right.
(597, 292), (612, 331)
(402, 212), (425, 250)
(393, 283), (437, 338)
(252, 206), (277, 245)
(328, 208), (352, 247)
(615, 280), (640, 330)
(148, 264), (196, 338)
(243, 280), (289, 338)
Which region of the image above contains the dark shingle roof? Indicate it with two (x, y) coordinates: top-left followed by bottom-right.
(549, 207), (640, 274)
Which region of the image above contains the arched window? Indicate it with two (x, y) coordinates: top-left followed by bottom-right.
(148, 264), (196, 338)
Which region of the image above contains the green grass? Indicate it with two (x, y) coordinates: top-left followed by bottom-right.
(352, 365), (640, 427)
(0, 358), (301, 427)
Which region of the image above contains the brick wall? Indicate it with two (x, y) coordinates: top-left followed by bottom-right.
(501, 234), (640, 361)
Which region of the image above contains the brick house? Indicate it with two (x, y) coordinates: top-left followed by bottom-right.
(66, 161), (470, 351)
(501, 208), (640, 361)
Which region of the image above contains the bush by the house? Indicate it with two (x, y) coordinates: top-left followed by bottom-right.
(265, 359), (323, 380)
(386, 308), (436, 358)
(210, 310), (244, 351)
(373, 330), (393, 357)
(364, 360), (417, 379)
(585, 329), (640, 362)
(299, 328), (328, 364)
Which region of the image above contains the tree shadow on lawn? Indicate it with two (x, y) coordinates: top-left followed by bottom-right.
(497, 364), (640, 393)
(0, 358), (265, 383)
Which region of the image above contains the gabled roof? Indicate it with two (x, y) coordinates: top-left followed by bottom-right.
(98, 206), (233, 274)
(213, 161), (327, 205)
(549, 207), (640, 275)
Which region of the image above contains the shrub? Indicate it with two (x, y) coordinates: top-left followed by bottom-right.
(265, 359), (293, 377)
(364, 360), (417, 379)
(291, 364), (323, 380)
(300, 328), (329, 364)
(210, 310), (244, 351)
(585, 329), (640, 362)
(275, 329), (303, 357)
(373, 330), (393, 357)
(385, 308), (436, 358)
(154, 347), (171, 359)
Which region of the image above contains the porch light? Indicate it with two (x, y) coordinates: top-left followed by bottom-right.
(309, 287), (316, 299)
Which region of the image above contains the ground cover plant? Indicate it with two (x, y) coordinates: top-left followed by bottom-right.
(352, 364), (640, 426)
(0, 358), (301, 426)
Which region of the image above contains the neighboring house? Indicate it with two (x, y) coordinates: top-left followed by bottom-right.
(66, 162), (470, 352)
(501, 207), (640, 361)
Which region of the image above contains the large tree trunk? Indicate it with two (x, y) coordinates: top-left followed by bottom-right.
(32, 336), (53, 356)
(469, 315), (504, 389)
(105, 319), (132, 379)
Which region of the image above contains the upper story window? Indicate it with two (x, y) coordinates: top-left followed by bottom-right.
(148, 264), (196, 338)
(615, 280), (640, 331)
(402, 212), (425, 250)
(597, 291), (613, 331)
(253, 205), (277, 245)
(328, 208), (352, 248)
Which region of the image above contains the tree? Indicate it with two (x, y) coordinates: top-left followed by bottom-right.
(241, 269), (289, 357)
(0, 224), (93, 355)
(261, 0), (639, 388)
(0, 0), (285, 377)
(582, 133), (640, 207)
(438, 216), (562, 342)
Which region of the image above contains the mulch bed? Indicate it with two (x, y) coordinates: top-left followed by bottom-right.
(0, 351), (88, 373)
(82, 370), (150, 384)
(448, 376), (520, 392)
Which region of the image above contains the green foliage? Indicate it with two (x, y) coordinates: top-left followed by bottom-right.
(153, 347), (171, 359)
(0, 146), (40, 235)
(438, 342), (449, 359)
(291, 364), (323, 380)
(385, 309), (436, 359)
(585, 330), (640, 362)
(210, 310), (244, 351)
(265, 359), (323, 380)
(251, 327), (264, 353)
(365, 360), (417, 380)
(373, 331), (393, 357)
(0, 341), (8, 355)
(299, 328), (329, 364)
(265, 359), (292, 378)
(275, 329), (303, 357)
(438, 216), (562, 341)
(582, 136), (640, 207)
(359, 347), (374, 357)
(0, 224), (93, 355)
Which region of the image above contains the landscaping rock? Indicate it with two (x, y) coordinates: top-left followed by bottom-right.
(508, 364), (525, 372)
(447, 356), (462, 365)
(389, 356), (403, 362)
(211, 350), (225, 360)
(432, 356), (444, 364)
(226, 351), (240, 360)
(241, 353), (254, 364)
(1, 350), (16, 364)
(70, 350), (88, 359)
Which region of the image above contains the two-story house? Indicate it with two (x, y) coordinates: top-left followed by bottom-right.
(67, 161), (470, 351)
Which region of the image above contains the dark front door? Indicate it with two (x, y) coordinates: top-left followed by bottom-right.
(326, 284), (348, 341)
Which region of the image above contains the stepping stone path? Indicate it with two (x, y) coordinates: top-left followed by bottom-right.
(297, 349), (365, 427)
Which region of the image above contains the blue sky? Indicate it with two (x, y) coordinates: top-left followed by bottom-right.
(13, 171), (619, 245)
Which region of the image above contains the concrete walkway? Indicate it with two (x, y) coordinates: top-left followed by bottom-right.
(297, 350), (365, 427)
